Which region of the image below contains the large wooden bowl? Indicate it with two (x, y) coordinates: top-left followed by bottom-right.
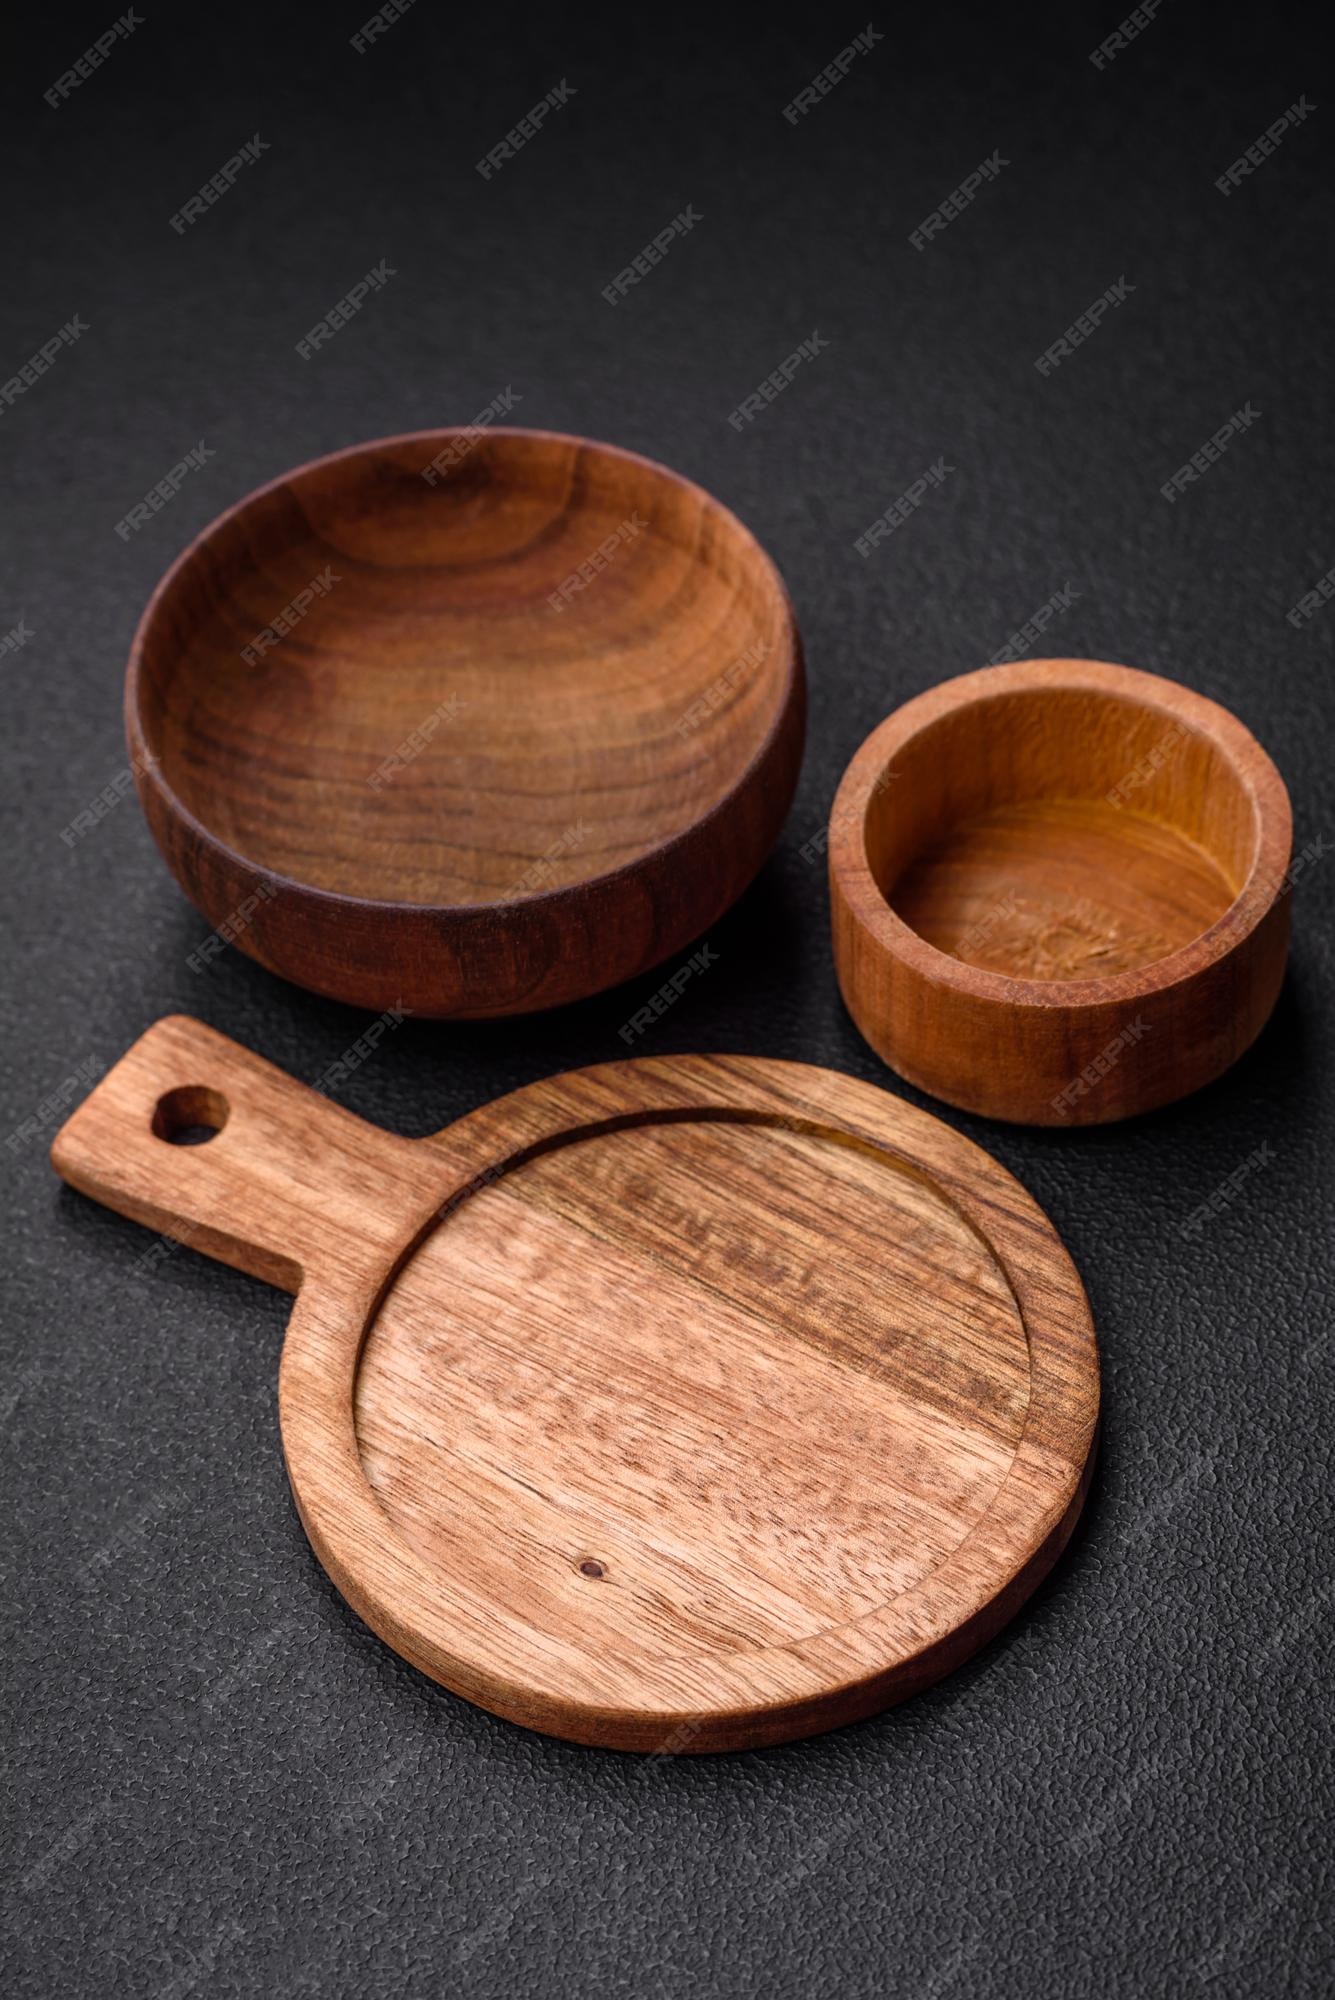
(127, 429), (804, 1017)
(830, 659), (1292, 1124)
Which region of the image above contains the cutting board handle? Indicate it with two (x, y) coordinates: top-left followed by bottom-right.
(50, 1015), (445, 1293)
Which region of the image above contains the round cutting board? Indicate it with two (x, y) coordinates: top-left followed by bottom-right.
(52, 1018), (1099, 1751)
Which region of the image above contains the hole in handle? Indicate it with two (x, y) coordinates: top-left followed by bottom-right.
(152, 1086), (229, 1147)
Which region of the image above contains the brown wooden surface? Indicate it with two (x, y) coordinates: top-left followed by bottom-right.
(51, 1016), (1098, 1752)
(830, 658), (1292, 1125)
(125, 428), (804, 1017)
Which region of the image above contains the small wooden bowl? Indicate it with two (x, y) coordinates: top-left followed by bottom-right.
(830, 659), (1292, 1124)
(127, 428), (804, 1017)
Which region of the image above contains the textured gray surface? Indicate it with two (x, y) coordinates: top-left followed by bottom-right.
(2, 3), (1332, 1995)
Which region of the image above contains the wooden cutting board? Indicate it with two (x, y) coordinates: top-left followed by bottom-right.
(52, 1017), (1099, 1752)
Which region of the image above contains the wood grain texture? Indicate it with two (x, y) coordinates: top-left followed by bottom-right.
(126, 428), (804, 1017)
(51, 1017), (1099, 1752)
(830, 658), (1292, 1125)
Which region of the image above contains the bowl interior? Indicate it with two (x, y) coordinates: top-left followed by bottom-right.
(866, 686), (1259, 982)
(135, 432), (792, 906)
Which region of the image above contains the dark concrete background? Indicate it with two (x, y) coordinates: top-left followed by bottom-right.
(2, 3), (1332, 1994)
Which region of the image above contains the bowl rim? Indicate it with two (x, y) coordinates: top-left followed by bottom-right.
(829, 657), (1293, 1011)
(124, 424), (803, 922)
